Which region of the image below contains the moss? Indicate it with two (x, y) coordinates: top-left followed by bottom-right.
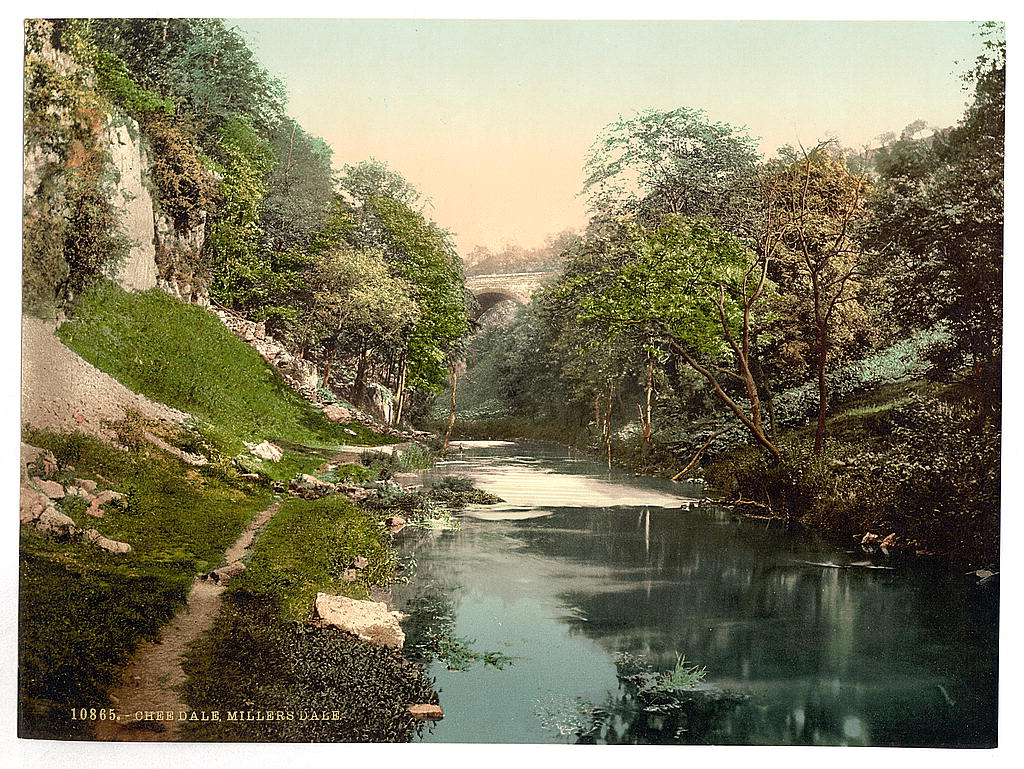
(179, 598), (436, 742)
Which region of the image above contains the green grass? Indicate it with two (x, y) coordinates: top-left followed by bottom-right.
(229, 494), (396, 622)
(56, 281), (393, 461)
(179, 493), (437, 742)
(18, 428), (272, 739)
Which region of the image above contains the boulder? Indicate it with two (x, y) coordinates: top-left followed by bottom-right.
(74, 478), (98, 493)
(208, 562), (246, 582)
(352, 556), (369, 570)
(385, 515), (407, 533)
(36, 508), (77, 538)
(65, 485), (95, 502)
(323, 404), (355, 423)
(22, 444), (58, 479)
(20, 488), (51, 524)
(407, 704), (444, 721)
(313, 593), (406, 648)
(246, 440), (284, 462)
(82, 529), (132, 554)
(294, 473), (336, 493)
(32, 478), (65, 500)
(94, 489), (124, 505)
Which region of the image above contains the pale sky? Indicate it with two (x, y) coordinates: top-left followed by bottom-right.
(231, 19), (989, 254)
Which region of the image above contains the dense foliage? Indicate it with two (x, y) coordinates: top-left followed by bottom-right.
(25, 18), (471, 423)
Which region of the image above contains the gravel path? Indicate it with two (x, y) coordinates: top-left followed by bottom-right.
(21, 316), (188, 438)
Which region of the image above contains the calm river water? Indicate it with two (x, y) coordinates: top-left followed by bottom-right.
(391, 440), (998, 746)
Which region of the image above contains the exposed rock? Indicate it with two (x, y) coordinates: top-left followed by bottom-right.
(20, 488), (51, 524)
(32, 478), (65, 499)
(145, 432), (208, 465)
(65, 485), (95, 502)
(880, 533), (900, 550)
(407, 704), (444, 721)
(82, 529), (132, 554)
(207, 562), (246, 582)
(246, 440), (284, 462)
(342, 568), (358, 582)
(22, 444), (58, 480)
(102, 113), (158, 292)
(88, 489), (125, 518)
(323, 404), (355, 423)
(352, 556), (369, 570)
(293, 473), (336, 493)
(313, 593), (406, 648)
(337, 484), (372, 502)
(385, 515), (407, 533)
(74, 478), (98, 493)
(36, 508), (77, 538)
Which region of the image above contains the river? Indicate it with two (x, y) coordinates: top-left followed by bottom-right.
(391, 440), (998, 746)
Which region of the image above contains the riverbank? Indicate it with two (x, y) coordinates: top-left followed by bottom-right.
(438, 379), (999, 569)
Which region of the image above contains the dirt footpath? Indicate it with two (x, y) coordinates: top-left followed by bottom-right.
(94, 502), (282, 742)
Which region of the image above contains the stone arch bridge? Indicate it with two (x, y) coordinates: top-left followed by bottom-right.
(465, 271), (558, 320)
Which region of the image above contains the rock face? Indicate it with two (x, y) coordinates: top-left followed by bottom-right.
(102, 114), (159, 292)
(155, 211), (210, 307)
(313, 593), (406, 648)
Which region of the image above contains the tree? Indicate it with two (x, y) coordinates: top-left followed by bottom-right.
(572, 217), (781, 459)
(865, 23), (1004, 413)
(208, 116), (277, 311)
(582, 108), (761, 231)
(296, 246), (419, 392)
(261, 119), (336, 255)
(339, 161), (470, 416)
(760, 144), (871, 454)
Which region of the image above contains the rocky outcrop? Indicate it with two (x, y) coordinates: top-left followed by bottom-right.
(20, 483), (131, 553)
(102, 114), (158, 292)
(313, 593), (406, 648)
(155, 212), (210, 307)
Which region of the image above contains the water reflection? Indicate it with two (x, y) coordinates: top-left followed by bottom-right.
(394, 441), (998, 746)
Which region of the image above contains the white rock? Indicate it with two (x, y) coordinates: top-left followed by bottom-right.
(245, 440), (284, 462)
(314, 593), (406, 648)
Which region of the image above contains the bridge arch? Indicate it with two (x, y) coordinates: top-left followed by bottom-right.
(465, 271), (558, 322)
(472, 290), (525, 320)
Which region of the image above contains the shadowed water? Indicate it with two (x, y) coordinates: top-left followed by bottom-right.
(392, 441), (998, 746)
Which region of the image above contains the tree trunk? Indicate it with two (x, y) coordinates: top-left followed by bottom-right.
(812, 273), (828, 456)
(393, 360), (407, 426)
(604, 380), (614, 469)
(667, 339), (781, 460)
(443, 367), (459, 451)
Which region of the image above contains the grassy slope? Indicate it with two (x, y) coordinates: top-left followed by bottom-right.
(56, 282), (392, 469)
(180, 495), (436, 742)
